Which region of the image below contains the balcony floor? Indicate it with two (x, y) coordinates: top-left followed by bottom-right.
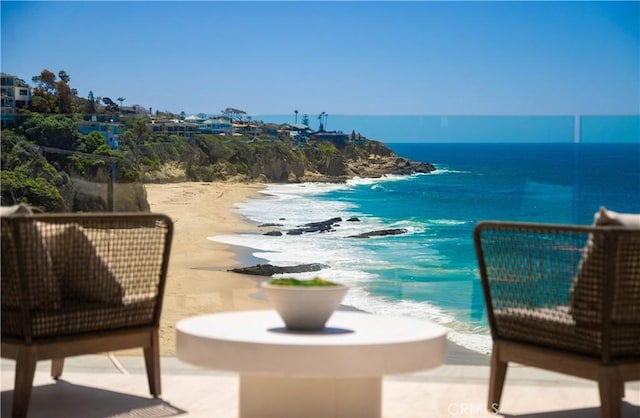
(2, 354), (639, 417)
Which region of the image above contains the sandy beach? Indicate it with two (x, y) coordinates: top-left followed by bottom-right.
(145, 182), (271, 356)
(145, 181), (489, 364)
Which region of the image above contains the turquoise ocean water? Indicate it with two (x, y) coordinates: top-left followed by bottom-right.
(213, 116), (640, 353)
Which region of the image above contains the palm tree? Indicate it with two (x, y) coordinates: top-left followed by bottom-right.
(294, 109), (299, 124)
(318, 112), (325, 132)
(324, 113), (328, 131)
(117, 97), (126, 108)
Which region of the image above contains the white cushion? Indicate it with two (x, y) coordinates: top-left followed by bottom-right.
(594, 206), (640, 228)
(570, 207), (640, 325)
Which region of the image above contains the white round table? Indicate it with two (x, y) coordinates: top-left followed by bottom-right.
(176, 310), (447, 418)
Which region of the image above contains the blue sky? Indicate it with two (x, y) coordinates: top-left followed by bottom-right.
(2, 1), (639, 117)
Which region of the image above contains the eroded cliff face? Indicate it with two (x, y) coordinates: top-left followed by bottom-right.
(144, 139), (435, 184)
(87, 139), (436, 212)
(251, 140), (435, 183)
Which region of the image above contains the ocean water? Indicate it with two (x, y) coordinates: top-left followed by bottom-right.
(212, 142), (640, 354)
(256, 114), (640, 144)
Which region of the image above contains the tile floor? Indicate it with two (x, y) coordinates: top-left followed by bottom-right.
(2, 354), (639, 417)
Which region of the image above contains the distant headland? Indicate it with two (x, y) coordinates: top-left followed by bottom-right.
(1, 70), (435, 213)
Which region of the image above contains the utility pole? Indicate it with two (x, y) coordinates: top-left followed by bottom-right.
(107, 114), (118, 212)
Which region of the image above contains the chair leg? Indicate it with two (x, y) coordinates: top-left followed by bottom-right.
(488, 342), (508, 414)
(598, 367), (622, 418)
(143, 328), (161, 397)
(51, 358), (64, 380)
(13, 347), (37, 418)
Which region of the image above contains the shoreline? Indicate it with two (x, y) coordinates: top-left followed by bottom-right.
(144, 181), (489, 365)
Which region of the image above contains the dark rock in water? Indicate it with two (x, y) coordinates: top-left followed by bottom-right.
(347, 217), (360, 222)
(301, 217), (342, 229)
(258, 223), (283, 228)
(229, 263), (329, 276)
(264, 231), (283, 236)
(347, 228), (408, 238)
(287, 217), (342, 235)
(390, 159), (436, 176)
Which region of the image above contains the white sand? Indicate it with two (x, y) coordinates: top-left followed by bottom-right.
(145, 182), (270, 355)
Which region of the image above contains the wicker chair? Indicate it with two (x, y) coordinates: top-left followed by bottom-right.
(1, 212), (173, 418)
(474, 221), (640, 418)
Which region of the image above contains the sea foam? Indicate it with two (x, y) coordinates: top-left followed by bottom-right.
(211, 178), (493, 355)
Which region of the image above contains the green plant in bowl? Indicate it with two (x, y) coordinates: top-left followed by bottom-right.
(269, 277), (341, 287)
(262, 277), (348, 330)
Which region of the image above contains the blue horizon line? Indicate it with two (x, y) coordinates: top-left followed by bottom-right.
(253, 113), (640, 117)
(253, 114), (640, 144)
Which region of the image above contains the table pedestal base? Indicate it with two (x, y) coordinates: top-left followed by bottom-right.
(239, 374), (383, 418)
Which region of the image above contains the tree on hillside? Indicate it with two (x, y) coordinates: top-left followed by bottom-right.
(222, 107), (248, 122)
(29, 69), (58, 113)
(32, 69), (57, 95)
(1, 130), (67, 211)
(132, 118), (148, 166)
(102, 97), (119, 112)
(58, 70), (70, 83)
(29, 69), (76, 115)
(294, 109), (299, 124)
(117, 97), (126, 108)
(87, 91), (97, 114)
(29, 95), (55, 114)
(22, 114), (78, 149)
(57, 80), (73, 115)
(74, 131), (108, 154)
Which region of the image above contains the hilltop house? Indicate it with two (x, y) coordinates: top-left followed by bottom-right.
(1, 73), (31, 128)
(149, 118), (199, 138)
(310, 131), (350, 144)
(200, 117), (232, 135)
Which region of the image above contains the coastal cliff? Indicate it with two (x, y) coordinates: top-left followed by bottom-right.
(2, 121), (434, 212)
(142, 138), (435, 184)
(0, 70), (435, 213)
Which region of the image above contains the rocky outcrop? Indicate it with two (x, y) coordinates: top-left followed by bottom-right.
(345, 156), (435, 179)
(294, 142), (435, 183)
(287, 217), (343, 235)
(229, 263), (329, 276)
(263, 230), (283, 236)
(259, 217), (410, 239)
(347, 228), (408, 238)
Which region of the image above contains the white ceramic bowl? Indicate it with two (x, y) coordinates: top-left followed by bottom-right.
(261, 282), (348, 331)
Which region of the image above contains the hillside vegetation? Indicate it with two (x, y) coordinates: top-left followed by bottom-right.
(1, 69), (434, 213)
